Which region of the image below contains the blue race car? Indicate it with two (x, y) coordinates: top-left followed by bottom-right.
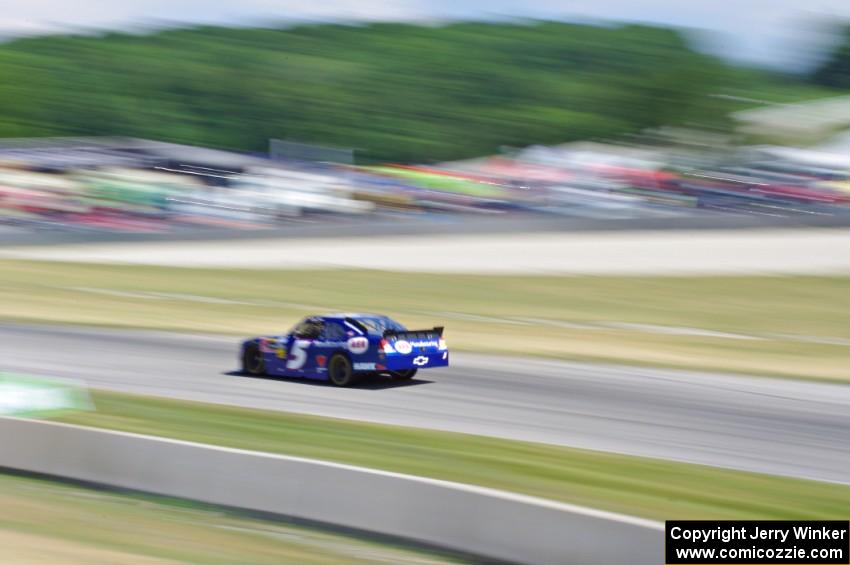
(240, 313), (448, 386)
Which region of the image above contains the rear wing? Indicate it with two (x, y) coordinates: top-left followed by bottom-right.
(383, 326), (444, 339)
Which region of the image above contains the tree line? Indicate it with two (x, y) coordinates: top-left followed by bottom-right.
(0, 21), (841, 163)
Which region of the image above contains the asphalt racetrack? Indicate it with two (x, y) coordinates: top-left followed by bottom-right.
(3, 323), (849, 484)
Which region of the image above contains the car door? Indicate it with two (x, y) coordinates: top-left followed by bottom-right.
(283, 318), (324, 378)
(308, 321), (348, 379)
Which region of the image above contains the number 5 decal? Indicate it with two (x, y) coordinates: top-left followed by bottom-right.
(287, 340), (311, 370)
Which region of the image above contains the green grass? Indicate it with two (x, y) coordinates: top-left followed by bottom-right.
(56, 390), (850, 522)
(1, 260), (849, 381)
(0, 471), (465, 564)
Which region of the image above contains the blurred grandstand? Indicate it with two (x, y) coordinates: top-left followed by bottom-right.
(2, 135), (850, 238)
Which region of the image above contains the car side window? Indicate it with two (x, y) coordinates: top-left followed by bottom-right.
(293, 319), (323, 340)
(322, 322), (346, 341)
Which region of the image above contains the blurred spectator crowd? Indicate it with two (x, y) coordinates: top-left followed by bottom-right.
(2, 136), (850, 236)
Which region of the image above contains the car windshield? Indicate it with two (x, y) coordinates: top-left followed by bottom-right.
(354, 317), (406, 335)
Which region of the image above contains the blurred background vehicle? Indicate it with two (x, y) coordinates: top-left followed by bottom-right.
(4, 132), (850, 238)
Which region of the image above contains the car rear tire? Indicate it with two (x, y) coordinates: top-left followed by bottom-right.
(242, 344), (265, 376)
(390, 369), (418, 380)
(328, 354), (356, 387)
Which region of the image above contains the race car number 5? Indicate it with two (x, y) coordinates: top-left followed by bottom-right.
(286, 340), (311, 370)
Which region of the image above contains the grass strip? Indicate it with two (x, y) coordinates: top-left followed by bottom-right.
(55, 390), (850, 522)
(1, 260), (849, 381)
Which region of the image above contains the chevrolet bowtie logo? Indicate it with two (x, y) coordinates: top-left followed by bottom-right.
(412, 356), (429, 366)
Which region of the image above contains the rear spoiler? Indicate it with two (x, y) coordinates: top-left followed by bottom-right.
(383, 326), (444, 338)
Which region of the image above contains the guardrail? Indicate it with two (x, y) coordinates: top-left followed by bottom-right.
(0, 418), (662, 564)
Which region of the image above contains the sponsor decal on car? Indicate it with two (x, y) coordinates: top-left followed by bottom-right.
(347, 336), (369, 355)
(394, 340), (413, 355)
(258, 338), (275, 353)
(276, 346), (287, 359)
(353, 362), (376, 371)
(410, 340), (439, 348)
(316, 355), (327, 367)
(314, 340), (347, 348)
(412, 355), (429, 366)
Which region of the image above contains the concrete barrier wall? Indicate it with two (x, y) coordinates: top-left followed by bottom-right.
(0, 418), (663, 564)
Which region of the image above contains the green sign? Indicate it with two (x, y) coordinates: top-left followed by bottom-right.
(0, 373), (91, 418)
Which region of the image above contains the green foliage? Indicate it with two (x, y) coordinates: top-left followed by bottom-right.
(0, 22), (805, 161)
(812, 28), (850, 88)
